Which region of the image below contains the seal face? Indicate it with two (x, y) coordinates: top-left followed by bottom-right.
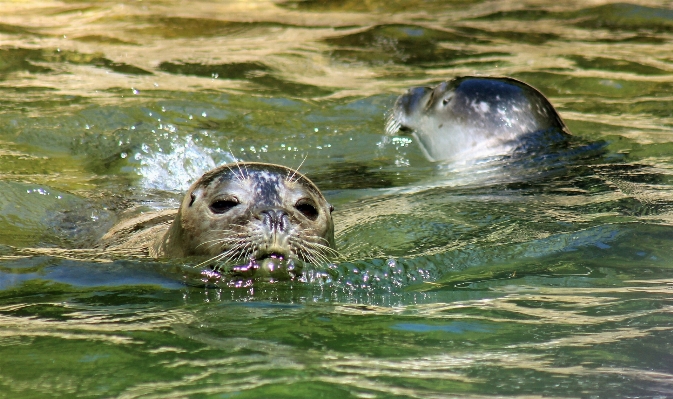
(386, 76), (570, 162)
(154, 162), (335, 278)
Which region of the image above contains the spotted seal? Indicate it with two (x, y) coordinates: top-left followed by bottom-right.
(100, 162), (336, 279)
(386, 76), (570, 162)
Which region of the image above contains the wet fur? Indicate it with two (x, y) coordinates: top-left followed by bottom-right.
(387, 76), (570, 162)
(151, 162), (336, 268)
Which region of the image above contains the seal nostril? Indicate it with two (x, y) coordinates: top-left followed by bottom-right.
(260, 209), (290, 231)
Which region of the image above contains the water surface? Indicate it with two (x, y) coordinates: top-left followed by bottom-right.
(1, 1), (673, 398)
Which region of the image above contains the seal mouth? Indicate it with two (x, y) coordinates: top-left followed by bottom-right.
(255, 247), (291, 262)
(387, 86), (433, 135)
(257, 252), (287, 261)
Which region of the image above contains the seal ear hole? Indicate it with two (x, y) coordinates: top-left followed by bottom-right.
(210, 198), (239, 214)
(189, 193), (196, 207)
(295, 199), (319, 220)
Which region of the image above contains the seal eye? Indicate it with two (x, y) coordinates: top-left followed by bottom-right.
(295, 199), (319, 220)
(210, 198), (239, 214)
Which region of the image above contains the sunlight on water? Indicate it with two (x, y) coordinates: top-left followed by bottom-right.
(1, 0), (673, 398)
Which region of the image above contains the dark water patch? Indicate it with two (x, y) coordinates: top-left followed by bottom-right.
(0, 87), (86, 113)
(47, 5), (101, 16)
(0, 23), (42, 36)
(41, 49), (152, 76)
(574, 3), (673, 32)
(569, 55), (670, 75)
(454, 26), (559, 45)
(280, 0), (468, 13)
(86, 57), (152, 75)
(0, 47), (150, 78)
(159, 61), (333, 96)
(471, 8), (552, 21)
(511, 71), (670, 98)
(590, 34), (668, 44)
(121, 17), (291, 38)
(0, 182), (95, 248)
(72, 35), (138, 45)
(309, 161), (412, 190)
(3, 258), (183, 290)
(0, 48), (53, 77)
(591, 163), (672, 185)
(247, 74), (334, 97)
(565, 97), (673, 120)
(612, 140), (673, 161)
(2, 302), (74, 321)
(409, 223), (673, 292)
(325, 24), (483, 66)
(159, 61), (270, 80)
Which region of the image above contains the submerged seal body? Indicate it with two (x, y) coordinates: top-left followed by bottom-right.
(386, 76), (570, 162)
(101, 162), (335, 279)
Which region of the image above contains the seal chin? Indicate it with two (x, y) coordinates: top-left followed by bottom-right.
(229, 254), (303, 281)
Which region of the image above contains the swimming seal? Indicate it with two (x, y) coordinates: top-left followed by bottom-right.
(386, 76), (570, 162)
(100, 162), (336, 279)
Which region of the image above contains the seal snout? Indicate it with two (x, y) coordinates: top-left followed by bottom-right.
(254, 207), (293, 260)
(258, 208), (290, 233)
(401, 86), (432, 114)
(388, 86), (433, 134)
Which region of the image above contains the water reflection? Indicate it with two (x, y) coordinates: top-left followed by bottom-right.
(1, 0), (673, 397)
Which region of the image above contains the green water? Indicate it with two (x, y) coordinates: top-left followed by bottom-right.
(2, 1), (673, 397)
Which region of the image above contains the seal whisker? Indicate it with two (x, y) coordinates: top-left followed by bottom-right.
(151, 162), (335, 278)
(196, 236), (242, 251)
(287, 154), (308, 183)
(385, 113), (401, 135)
(224, 164), (244, 183)
(295, 238), (340, 256)
(289, 237), (338, 265)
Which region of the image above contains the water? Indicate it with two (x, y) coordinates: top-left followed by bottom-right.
(1, 1), (673, 397)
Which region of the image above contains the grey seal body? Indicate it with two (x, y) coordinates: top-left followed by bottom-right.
(387, 76), (570, 162)
(101, 162), (335, 279)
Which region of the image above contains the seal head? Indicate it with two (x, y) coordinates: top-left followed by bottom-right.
(387, 76), (569, 162)
(154, 162), (335, 278)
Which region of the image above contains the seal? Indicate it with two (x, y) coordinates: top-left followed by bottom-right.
(386, 76), (570, 162)
(99, 162), (336, 279)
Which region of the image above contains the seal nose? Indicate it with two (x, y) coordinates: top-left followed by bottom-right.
(259, 208), (290, 232)
(399, 86), (433, 115)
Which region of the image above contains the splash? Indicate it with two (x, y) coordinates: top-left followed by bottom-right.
(136, 135), (235, 192)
